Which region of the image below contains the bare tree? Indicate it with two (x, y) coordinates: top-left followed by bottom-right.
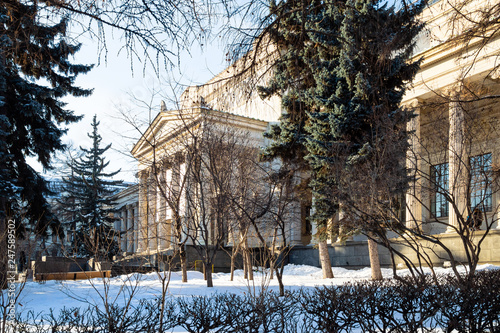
(262, 165), (297, 296)
(134, 134), (192, 283)
(223, 149), (277, 282)
(38, 0), (249, 71)
(219, 153), (298, 294)
(129, 95), (278, 287)
(405, 93), (500, 283)
(181, 116), (249, 288)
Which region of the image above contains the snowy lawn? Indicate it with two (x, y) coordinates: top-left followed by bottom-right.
(12, 263), (499, 317)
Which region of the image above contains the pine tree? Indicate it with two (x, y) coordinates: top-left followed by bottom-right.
(59, 115), (121, 260)
(0, 0), (92, 288)
(261, 0), (425, 279)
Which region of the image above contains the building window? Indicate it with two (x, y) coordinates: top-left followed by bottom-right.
(431, 162), (449, 218)
(470, 153), (492, 212)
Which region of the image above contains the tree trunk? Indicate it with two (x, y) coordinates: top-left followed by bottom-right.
(230, 240), (239, 282)
(243, 253), (248, 280)
(242, 237), (253, 280)
(318, 240), (334, 278)
(270, 230), (277, 280)
(230, 251), (236, 281)
(367, 237), (383, 280)
(245, 249), (254, 281)
(276, 267), (285, 296)
(269, 257), (274, 280)
(205, 262), (213, 287)
(180, 244), (188, 283)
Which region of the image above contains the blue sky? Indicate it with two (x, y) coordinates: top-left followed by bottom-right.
(36, 30), (228, 183)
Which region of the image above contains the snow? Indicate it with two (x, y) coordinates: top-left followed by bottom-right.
(11, 263), (499, 318)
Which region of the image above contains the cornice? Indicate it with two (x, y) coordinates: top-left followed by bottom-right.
(131, 108), (269, 160)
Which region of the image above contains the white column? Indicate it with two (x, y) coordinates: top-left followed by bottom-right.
(121, 208), (127, 252)
(127, 205), (134, 253)
(134, 205), (139, 252)
(148, 174), (157, 252)
(138, 172), (149, 252)
(448, 94), (467, 231)
(289, 173), (304, 246)
(114, 213), (122, 247)
(338, 206), (352, 242)
(156, 183), (165, 251)
(405, 99), (422, 229)
(179, 161), (191, 245)
(309, 195), (319, 246)
(165, 168), (173, 248)
(179, 162), (186, 217)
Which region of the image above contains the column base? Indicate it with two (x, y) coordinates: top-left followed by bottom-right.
(289, 240), (304, 247)
(445, 225), (457, 233)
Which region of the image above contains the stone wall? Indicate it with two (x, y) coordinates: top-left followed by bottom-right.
(31, 256), (90, 275)
(289, 230), (500, 269)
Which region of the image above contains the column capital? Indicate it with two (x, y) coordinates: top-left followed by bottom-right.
(443, 83), (464, 101)
(401, 97), (423, 109)
(138, 169), (149, 180)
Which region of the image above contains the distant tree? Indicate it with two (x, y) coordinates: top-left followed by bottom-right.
(0, 0), (92, 289)
(59, 115), (122, 260)
(261, 0), (426, 279)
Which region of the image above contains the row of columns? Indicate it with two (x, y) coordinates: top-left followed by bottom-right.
(137, 162), (186, 254)
(136, 163), (306, 251)
(405, 91), (476, 232)
(114, 203), (139, 254)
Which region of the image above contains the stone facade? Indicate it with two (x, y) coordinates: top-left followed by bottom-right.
(402, 0), (500, 234)
(119, 0), (500, 268)
(129, 101), (311, 257)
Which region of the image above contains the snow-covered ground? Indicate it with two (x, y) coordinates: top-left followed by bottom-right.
(11, 263), (499, 317)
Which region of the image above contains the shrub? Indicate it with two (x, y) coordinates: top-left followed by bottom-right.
(9, 269), (500, 332)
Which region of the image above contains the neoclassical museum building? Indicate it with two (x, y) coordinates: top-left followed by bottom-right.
(112, 0), (500, 268)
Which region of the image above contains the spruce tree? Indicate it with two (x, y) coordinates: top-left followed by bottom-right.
(59, 115), (121, 260)
(261, 0), (425, 278)
(261, 0), (340, 278)
(0, 0), (92, 288)
(306, 0), (425, 279)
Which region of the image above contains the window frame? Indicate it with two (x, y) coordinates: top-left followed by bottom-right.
(469, 153), (492, 212)
(430, 162), (449, 218)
